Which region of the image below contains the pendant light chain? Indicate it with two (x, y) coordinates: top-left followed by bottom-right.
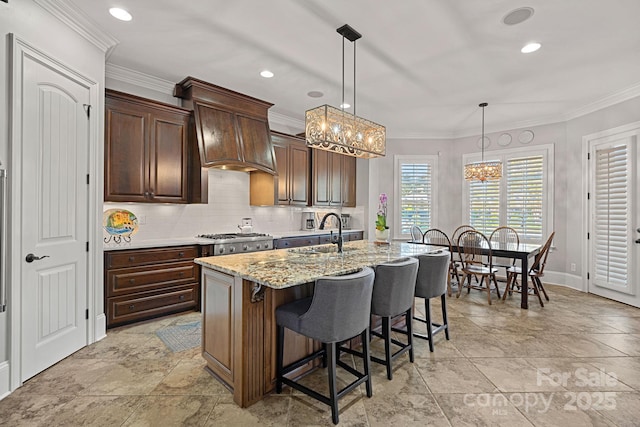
(353, 39), (357, 117)
(481, 103), (485, 162)
(341, 36), (345, 111)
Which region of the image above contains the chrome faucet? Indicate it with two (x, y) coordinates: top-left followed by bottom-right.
(319, 212), (343, 253)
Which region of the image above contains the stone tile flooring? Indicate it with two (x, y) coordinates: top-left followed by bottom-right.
(1, 284), (639, 426)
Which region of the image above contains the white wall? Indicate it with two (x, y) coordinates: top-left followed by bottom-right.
(0, 0), (107, 396)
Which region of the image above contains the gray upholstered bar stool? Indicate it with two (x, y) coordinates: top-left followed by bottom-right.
(276, 267), (375, 425)
(369, 257), (419, 380)
(413, 251), (450, 352)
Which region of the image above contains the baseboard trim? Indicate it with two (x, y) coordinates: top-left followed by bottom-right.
(0, 361), (10, 400)
(541, 270), (586, 292)
(94, 313), (107, 342)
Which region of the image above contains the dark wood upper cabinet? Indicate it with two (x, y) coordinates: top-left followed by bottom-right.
(250, 131), (309, 206)
(341, 155), (357, 207)
(311, 149), (356, 207)
(176, 77), (276, 174)
(105, 90), (193, 203)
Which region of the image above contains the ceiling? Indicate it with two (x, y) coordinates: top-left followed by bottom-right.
(72, 0), (640, 138)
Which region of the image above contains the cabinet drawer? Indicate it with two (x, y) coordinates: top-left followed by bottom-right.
(106, 261), (197, 297)
(345, 231), (364, 241)
(107, 285), (198, 327)
(106, 246), (198, 268)
(274, 236), (320, 249)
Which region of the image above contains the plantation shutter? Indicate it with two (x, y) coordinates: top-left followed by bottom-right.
(468, 179), (500, 235)
(400, 162), (432, 234)
(507, 155), (544, 241)
(593, 145), (629, 286)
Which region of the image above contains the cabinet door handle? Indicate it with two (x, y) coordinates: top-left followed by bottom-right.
(128, 304), (135, 310)
(179, 295), (185, 301)
(129, 279), (135, 284)
(178, 252), (184, 257)
(179, 272), (185, 277)
(128, 256), (135, 262)
(143, 191), (149, 198)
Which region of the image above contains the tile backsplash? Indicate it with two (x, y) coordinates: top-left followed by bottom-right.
(103, 169), (364, 242)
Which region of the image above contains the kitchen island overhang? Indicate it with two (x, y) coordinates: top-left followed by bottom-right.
(195, 240), (444, 407)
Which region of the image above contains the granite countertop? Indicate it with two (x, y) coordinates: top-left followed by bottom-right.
(195, 240), (445, 289)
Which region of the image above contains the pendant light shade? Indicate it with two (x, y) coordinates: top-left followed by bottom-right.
(305, 24), (386, 158)
(464, 103), (502, 181)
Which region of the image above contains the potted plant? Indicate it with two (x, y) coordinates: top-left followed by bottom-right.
(375, 193), (390, 242)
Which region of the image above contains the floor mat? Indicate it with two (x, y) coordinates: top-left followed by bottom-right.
(155, 321), (201, 352)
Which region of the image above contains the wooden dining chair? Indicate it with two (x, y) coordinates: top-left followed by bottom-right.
(410, 225), (424, 243)
(456, 230), (501, 305)
(423, 228), (457, 296)
(452, 225), (477, 284)
(452, 225), (475, 244)
(489, 226), (520, 279)
(503, 232), (555, 307)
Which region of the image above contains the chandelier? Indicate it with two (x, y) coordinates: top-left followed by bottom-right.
(305, 24), (386, 159)
(464, 102), (502, 181)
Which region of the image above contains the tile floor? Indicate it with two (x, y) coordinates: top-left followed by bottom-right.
(1, 284), (639, 426)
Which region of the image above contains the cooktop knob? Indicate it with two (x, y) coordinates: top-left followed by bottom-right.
(218, 247), (224, 254)
(243, 244), (249, 251)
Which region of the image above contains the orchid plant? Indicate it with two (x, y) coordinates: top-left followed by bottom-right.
(375, 193), (388, 231)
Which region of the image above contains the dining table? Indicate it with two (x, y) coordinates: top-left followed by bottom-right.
(415, 239), (543, 309)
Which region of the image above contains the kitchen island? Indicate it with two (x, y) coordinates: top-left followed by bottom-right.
(195, 240), (442, 407)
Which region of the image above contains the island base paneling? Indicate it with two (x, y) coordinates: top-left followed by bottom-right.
(202, 268), (319, 407)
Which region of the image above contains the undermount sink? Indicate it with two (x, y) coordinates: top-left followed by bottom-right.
(289, 245), (356, 255)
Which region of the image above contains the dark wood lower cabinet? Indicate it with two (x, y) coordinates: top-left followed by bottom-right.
(104, 245), (200, 328)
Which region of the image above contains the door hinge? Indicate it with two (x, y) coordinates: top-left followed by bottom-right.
(587, 192), (590, 200)
(587, 272), (590, 280)
(86, 174), (90, 185)
(83, 104), (91, 118)
(86, 241), (89, 252)
(85, 309), (89, 320)
(587, 232), (590, 240)
(587, 152), (590, 160)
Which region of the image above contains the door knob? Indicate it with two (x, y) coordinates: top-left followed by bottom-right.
(635, 239), (640, 244)
(25, 253), (50, 263)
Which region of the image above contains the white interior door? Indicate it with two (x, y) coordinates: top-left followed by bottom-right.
(587, 128), (640, 307)
(20, 50), (90, 380)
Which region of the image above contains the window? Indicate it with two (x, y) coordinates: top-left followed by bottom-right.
(394, 155), (438, 238)
(463, 144), (553, 244)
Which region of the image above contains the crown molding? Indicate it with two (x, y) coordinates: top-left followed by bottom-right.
(268, 110), (305, 132)
(565, 82), (640, 121)
(34, 0), (118, 54)
(106, 64), (176, 95)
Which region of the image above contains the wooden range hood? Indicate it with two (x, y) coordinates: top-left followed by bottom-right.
(174, 77), (278, 176)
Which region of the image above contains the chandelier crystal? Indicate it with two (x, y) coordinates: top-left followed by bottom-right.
(305, 24), (386, 158)
(464, 103), (502, 181)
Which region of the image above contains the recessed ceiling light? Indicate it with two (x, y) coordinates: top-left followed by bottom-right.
(340, 103), (351, 109)
(260, 70), (274, 78)
(503, 7), (534, 25)
(109, 7), (132, 21)
(307, 91), (323, 98)
(521, 42), (541, 53)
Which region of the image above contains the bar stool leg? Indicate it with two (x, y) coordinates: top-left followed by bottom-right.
(441, 294), (450, 340)
(327, 342), (339, 425)
(382, 317), (392, 380)
(276, 324), (284, 393)
(361, 328), (373, 398)
(405, 307), (414, 362)
(425, 298), (434, 353)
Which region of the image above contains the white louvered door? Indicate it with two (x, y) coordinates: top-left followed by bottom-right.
(588, 132), (639, 306)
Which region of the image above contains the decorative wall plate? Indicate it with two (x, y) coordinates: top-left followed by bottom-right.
(497, 133), (512, 146)
(103, 209), (139, 243)
(518, 130), (534, 144)
(477, 136), (491, 149)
